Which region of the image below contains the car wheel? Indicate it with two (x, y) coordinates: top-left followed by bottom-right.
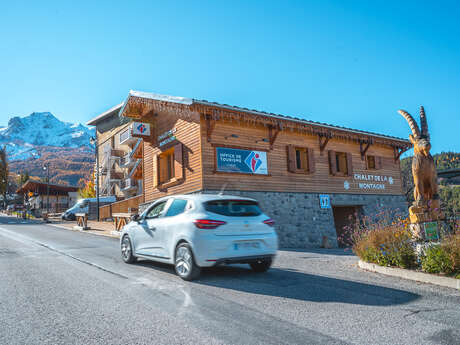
(121, 235), (136, 264)
(175, 243), (200, 281)
(249, 258), (273, 272)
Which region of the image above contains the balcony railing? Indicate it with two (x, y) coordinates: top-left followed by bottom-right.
(119, 154), (136, 167)
(119, 125), (138, 146)
(121, 178), (137, 190)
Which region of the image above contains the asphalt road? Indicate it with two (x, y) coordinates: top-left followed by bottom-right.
(0, 215), (459, 345)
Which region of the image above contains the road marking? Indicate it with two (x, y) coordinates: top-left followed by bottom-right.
(0, 226), (129, 280)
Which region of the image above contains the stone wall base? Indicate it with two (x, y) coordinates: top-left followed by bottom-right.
(140, 190), (407, 249)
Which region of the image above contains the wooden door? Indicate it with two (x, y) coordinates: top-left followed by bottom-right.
(332, 206), (362, 248)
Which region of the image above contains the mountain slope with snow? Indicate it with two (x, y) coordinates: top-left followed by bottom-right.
(0, 112), (94, 161)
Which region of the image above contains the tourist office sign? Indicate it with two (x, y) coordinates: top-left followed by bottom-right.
(216, 147), (268, 175)
(343, 173), (395, 191)
(132, 122), (151, 136)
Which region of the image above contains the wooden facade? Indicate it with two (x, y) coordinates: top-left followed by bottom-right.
(117, 91), (410, 205)
(96, 90), (412, 247)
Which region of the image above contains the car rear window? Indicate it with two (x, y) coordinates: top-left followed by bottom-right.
(204, 200), (262, 217)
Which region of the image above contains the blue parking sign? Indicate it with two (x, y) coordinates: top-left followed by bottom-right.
(319, 194), (331, 209)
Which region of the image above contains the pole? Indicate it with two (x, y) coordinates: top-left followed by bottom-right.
(46, 164), (50, 214)
(96, 137), (100, 221)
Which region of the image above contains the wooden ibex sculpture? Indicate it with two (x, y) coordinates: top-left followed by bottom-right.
(398, 106), (441, 222)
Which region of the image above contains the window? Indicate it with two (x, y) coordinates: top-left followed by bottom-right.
(204, 200), (262, 217)
(154, 143), (184, 187)
(119, 128), (130, 144)
(159, 148), (175, 184)
(366, 155), (382, 170)
(165, 199), (188, 217)
(367, 155), (376, 169)
(328, 151), (353, 176)
(336, 152), (348, 175)
(287, 145), (315, 174)
(145, 201), (167, 219)
(295, 148), (309, 170)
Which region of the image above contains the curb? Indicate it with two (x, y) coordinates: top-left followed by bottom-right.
(358, 260), (460, 290)
(47, 223), (121, 239)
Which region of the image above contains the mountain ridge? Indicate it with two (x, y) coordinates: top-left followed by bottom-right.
(0, 112), (94, 161)
(1, 112), (95, 186)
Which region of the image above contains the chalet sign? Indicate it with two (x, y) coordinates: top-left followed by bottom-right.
(349, 173), (395, 190)
(132, 122), (151, 136)
(158, 128), (177, 147)
(216, 147), (268, 175)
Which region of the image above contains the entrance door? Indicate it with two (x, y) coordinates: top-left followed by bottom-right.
(332, 206), (362, 248)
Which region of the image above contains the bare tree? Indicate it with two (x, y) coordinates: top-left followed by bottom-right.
(0, 146), (8, 208)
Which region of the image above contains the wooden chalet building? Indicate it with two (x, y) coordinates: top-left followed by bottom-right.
(98, 90), (412, 248)
(17, 180), (79, 216)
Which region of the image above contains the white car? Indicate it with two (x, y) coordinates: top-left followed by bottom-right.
(120, 194), (278, 280)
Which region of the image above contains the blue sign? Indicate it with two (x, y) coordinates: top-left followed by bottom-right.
(319, 194), (331, 209)
(216, 147), (268, 175)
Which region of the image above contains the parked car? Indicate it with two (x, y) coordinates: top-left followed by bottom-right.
(120, 194), (278, 280)
(61, 196), (116, 220)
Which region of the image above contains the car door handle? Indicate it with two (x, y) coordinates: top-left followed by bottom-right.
(149, 227), (156, 231)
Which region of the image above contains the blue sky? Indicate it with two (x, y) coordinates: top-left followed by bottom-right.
(0, 0), (459, 154)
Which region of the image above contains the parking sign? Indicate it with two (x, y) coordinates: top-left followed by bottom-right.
(319, 194), (331, 209)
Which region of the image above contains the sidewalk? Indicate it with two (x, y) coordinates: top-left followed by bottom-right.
(48, 218), (121, 238)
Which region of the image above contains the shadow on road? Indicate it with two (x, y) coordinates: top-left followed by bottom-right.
(134, 257), (420, 307)
(281, 247), (355, 256)
(194, 265), (420, 307)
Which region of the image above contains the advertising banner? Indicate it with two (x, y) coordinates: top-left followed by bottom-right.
(216, 147), (268, 175)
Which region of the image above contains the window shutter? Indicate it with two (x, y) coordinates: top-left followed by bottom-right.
(153, 153), (159, 188)
(287, 145), (296, 172)
(376, 156), (383, 170)
(174, 143), (184, 180)
(307, 148), (315, 174)
(328, 150), (337, 175)
(346, 152), (354, 176)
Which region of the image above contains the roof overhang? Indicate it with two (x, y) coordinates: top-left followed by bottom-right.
(17, 180), (79, 195)
(86, 103), (124, 126)
(117, 90), (411, 148)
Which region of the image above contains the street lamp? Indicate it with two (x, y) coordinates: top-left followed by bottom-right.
(43, 163), (50, 214)
(90, 136), (100, 221)
(2, 178), (7, 209)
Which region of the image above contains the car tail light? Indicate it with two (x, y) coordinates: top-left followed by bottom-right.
(193, 219), (227, 229)
(263, 218), (275, 227)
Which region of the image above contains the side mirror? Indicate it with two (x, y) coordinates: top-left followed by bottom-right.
(131, 214), (140, 222)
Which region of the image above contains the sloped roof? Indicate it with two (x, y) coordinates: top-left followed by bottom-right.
(17, 180), (79, 195)
(119, 90), (410, 145)
(86, 102), (124, 126)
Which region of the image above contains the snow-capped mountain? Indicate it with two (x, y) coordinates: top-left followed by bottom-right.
(0, 112), (95, 161)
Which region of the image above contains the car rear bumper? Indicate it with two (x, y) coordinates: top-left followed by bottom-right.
(192, 232), (278, 267)
(212, 254), (275, 266)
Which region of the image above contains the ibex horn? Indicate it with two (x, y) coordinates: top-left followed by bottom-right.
(398, 109), (421, 138)
(419, 106), (429, 139)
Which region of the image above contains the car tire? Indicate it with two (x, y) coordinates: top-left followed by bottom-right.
(121, 235), (137, 264)
(174, 243), (200, 281)
(249, 258), (273, 272)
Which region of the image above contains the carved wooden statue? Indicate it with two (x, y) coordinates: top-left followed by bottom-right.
(398, 106), (441, 224)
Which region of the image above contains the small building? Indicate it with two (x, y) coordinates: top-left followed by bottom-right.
(96, 90), (412, 248)
(17, 180), (79, 216)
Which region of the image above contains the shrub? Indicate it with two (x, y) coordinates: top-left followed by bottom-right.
(353, 225), (417, 269)
(421, 245), (453, 274)
(441, 231), (460, 274)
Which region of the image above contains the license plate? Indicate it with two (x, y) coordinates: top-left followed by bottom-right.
(234, 242), (260, 250)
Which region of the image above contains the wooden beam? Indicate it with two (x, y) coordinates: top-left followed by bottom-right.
(268, 125), (280, 150)
(205, 114), (216, 142)
(359, 140), (371, 160)
(318, 134), (331, 155)
(393, 146), (409, 162)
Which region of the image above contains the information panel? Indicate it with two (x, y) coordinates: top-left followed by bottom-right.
(216, 147), (268, 175)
